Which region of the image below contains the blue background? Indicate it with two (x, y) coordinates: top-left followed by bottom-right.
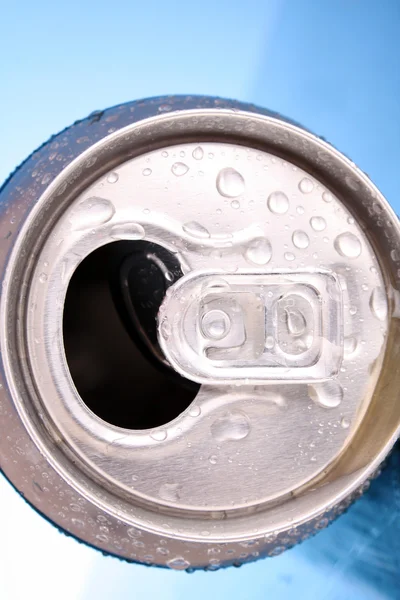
(1, 1), (399, 598)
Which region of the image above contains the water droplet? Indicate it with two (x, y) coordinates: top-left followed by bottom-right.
(211, 411), (251, 442)
(110, 223), (145, 241)
(334, 232), (361, 258)
(159, 483), (181, 501)
(71, 518), (85, 528)
(269, 546), (285, 556)
(285, 309), (306, 336)
(292, 230), (309, 249)
(167, 557), (191, 570)
(70, 197), (115, 230)
(308, 381), (343, 408)
(244, 238), (272, 265)
(370, 266), (377, 274)
(370, 287), (387, 321)
(192, 146), (204, 160)
(349, 306), (357, 316)
(341, 417), (350, 429)
(41, 173), (52, 185)
(299, 177), (314, 193)
(208, 558), (221, 570)
(231, 199), (240, 209)
(142, 168), (152, 176)
(171, 162), (189, 177)
(322, 191), (333, 203)
(188, 404), (201, 417)
(127, 527), (142, 539)
(39, 273), (47, 283)
(216, 168), (245, 198)
(391, 249), (399, 261)
(284, 252), (295, 261)
(240, 540), (257, 548)
(344, 337), (357, 355)
(296, 206), (305, 215)
(267, 191), (289, 214)
(316, 518), (329, 529)
(310, 456), (317, 462)
(107, 172), (119, 184)
(182, 221), (210, 238)
(161, 151), (168, 158)
(150, 429), (167, 442)
(348, 216), (355, 225)
(97, 515), (107, 523)
(345, 176), (361, 191)
(209, 455), (218, 465)
(157, 546), (169, 555)
(310, 216), (326, 231)
(143, 554), (154, 563)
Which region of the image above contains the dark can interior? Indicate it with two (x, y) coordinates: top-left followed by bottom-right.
(63, 241), (199, 429)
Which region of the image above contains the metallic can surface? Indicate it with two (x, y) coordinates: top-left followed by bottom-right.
(1, 95), (400, 570)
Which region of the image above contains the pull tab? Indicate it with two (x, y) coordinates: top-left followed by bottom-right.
(158, 269), (343, 384)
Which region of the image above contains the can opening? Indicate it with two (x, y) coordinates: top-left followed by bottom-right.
(63, 242), (200, 429)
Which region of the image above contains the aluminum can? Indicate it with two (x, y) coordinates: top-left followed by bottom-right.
(1, 95), (399, 570)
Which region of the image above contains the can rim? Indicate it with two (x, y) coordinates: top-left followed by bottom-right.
(1, 101), (400, 566)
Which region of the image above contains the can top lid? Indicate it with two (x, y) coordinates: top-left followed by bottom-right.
(25, 138), (390, 517)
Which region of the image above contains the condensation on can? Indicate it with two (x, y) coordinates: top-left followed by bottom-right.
(0, 95), (400, 571)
